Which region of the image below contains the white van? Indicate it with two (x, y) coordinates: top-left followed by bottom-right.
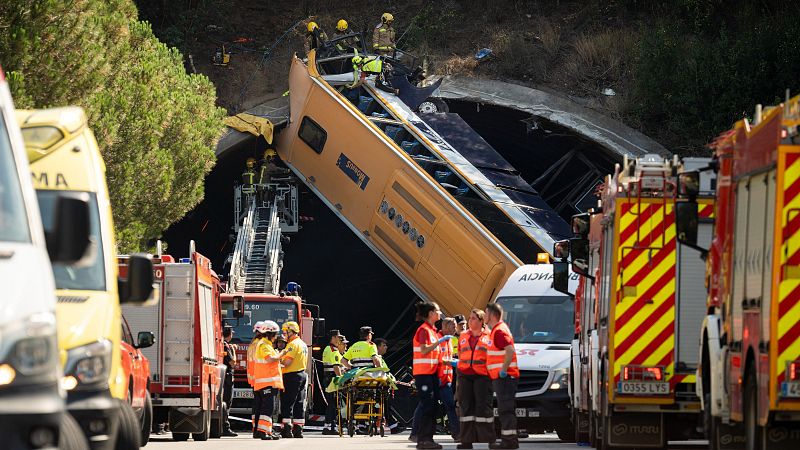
(0, 68), (89, 449)
(493, 264), (578, 441)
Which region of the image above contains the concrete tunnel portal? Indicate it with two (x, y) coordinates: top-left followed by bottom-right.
(161, 78), (667, 345)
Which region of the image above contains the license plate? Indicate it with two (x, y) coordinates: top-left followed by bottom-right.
(617, 381), (669, 395)
(527, 409), (540, 417)
(781, 382), (800, 398)
(515, 408), (526, 417)
(233, 389), (253, 399)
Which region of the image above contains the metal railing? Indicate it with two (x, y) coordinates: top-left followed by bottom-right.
(228, 198), (256, 293)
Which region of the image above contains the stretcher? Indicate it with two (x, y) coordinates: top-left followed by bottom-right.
(326, 367), (397, 437)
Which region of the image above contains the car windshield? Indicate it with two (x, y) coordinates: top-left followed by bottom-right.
(36, 190), (106, 290)
(496, 295), (574, 344)
(0, 114), (31, 243)
(223, 301), (298, 343)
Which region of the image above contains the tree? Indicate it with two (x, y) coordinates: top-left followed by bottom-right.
(0, 0), (225, 251)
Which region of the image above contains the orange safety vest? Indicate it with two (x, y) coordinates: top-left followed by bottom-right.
(254, 340), (284, 391)
(246, 339), (258, 387)
(487, 321), (519, 379)
(413, 322), (440, 376)
(457, 330), (490, 376)
(437, 332), (454, 384)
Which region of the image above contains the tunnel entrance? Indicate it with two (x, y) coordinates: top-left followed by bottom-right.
(161, 101), (618, 342)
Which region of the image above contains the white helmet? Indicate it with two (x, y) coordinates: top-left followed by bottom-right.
(263, 320), (280, 333)
(253, 321), (268, 334)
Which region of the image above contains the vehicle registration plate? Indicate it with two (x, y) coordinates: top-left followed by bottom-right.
(233, 389), (253, 399)
(782, 382), (800, 398)
(515, 408), (526, 417)
(617, 381), (669, 395)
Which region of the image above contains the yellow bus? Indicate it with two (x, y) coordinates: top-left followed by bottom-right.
(18, 106), (153, 450)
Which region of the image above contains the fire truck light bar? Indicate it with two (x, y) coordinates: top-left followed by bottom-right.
(623, 365), (664, 381)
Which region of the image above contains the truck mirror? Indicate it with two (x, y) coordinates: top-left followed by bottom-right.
(313, 317), (326, 338)
(47, 192), (91, 264)
(571, 213), (590, 239)
(119, 254), (154, 304)
(553, 261), (570, 295)
(553, 239), (570, 260)
(675, 201), (699, 246)
(570, 238), (590, 277)
(232, 295), (245, 318)
(137, 331), (155, 349)
(679, 171), (700, 199)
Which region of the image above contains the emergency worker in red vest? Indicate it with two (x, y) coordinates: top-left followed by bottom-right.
(413, 302), (450, 450)
(252, 320), (284, 440)
(247, 321), (263, 435)
(437, 317), (460, 441)
(485, 303), (520, 449)
(456, 309), (495, 449)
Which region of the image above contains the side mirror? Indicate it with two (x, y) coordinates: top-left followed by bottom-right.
(570, 238), (591, 278)
(553, 239), (570, 260)
(679, 171), (700, 199)
(232, 295), (245, 318)
(119, 254), (154, 304)
(313, 317), (326, 338)
(136, 331), (155, 349)
(47, 193), (91, 264)
(675, 201), (699, 246)
(553, 261), (570, 295)
(571, 213), (590, 239)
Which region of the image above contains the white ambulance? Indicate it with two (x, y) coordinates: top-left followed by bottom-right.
(493, 264), (578, 441)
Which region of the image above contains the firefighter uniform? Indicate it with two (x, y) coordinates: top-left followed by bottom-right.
(280, 322), (308, 438)
(253, 335), (284, 439)
(487, 321), (520, 448)
(242, 158), (256, 194)
(373, 13), (396, 56)
(456, 329), (495, 446)
(304, 22), (329, 54)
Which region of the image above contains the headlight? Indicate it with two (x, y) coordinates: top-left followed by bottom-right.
(0, 312), (58, 387)
(64, 340), (112, 389)
(549, 368), (569, 390)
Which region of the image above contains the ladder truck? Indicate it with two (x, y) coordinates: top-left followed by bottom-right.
(676, 97), (800, 450)
(556, 154), (713, 449)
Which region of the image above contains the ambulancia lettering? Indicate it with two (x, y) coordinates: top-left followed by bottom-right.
(31, 172), (68, 188)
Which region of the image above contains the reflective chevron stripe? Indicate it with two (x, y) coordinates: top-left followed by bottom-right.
(776, 151), (800, 386)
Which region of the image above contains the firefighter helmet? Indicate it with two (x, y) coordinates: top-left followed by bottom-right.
(246, 157), (256, 168)
(307, 21), (318, 33)
(262, 320), (280, 333)
(282, 321), (300, 334)
(253, 321), (267, 333)
(381, 13), (394, 24)
(264, 148), (278, 159)
(336, 19), (348, 31)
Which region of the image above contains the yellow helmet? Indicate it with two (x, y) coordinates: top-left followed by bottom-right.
(246, 157), (256, 167)
(381, 12), (394, 23)
(307, 21), (318, 33)
(336, 19), (348, 32)
(265, 148), (278, 159)
(282, 321), (300, 334)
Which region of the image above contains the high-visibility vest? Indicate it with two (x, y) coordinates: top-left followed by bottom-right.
(247, 338), (259, 387)
(487, 321), (519, 379)
(457, 330), (490, 376)
(322, 344), (343, 376)
(254, 339), (284, 390)
(451, 336), (459, 357)
(412, 322), (440, 376)
(343, 341), (377, 368)
(437, 332), (454, 384)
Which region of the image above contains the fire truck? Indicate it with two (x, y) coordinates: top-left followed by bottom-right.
(556, 154), (713, 448)
(676, 97), (800, 450)
(120, 241), (228, 441)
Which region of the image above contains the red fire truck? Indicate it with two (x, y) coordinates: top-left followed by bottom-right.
(120, 241), (228, 441)
(557, 154), (713, 448)
(221, 292), (324, 420)
(677, 98), (800, 450)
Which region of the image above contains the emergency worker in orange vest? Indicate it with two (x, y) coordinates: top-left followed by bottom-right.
(412, 302), (451, 450)
(437, 317), (460, 441)
(455, 309), (495, 449)
(247, 321), (263, 435)
(253, 320), (284, 440)
(485, 303), (520, 449)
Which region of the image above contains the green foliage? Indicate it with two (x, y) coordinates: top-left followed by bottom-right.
(0, 0), (226, 251)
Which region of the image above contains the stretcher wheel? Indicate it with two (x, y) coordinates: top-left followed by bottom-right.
(380, 424), (385, 437)
(348, 417), (355, 437)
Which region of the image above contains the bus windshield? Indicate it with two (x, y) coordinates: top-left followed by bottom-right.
(223, 300), (298, 343)
(496, 295), (574, 344)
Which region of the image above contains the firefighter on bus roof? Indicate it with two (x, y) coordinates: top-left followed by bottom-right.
(253, 321), (284, 440)
(279, 321), (309, 438)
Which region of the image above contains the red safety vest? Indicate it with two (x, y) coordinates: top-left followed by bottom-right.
(457, 330), (490, 376)
(437, 332), (454, 384)
(413, 322), (440, 376)
(487, 321), (519, 379)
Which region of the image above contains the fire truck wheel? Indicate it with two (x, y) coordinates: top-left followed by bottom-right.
(140, 392), (153, 446)
(192, 410), (211, 442)
(115, 399), (142, 450)
(59, 412), (89, 450)
(744, 367), (763, 450)
(588, 411), (597, 448)
(704, 392), (719, 450)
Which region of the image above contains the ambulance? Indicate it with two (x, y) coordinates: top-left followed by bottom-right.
(493, 264), (579, 441)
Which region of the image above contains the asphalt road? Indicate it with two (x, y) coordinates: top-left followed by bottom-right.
(146, 432), (708, 449)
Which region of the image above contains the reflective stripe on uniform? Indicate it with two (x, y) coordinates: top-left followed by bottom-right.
(501, 429), (517, 435)
(254, 376), (282, 383)
(475, 416), (494, 423)
(459, 416), (476, 422)
(413, 358), (438, 365)
(292, 419), (305, 425)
